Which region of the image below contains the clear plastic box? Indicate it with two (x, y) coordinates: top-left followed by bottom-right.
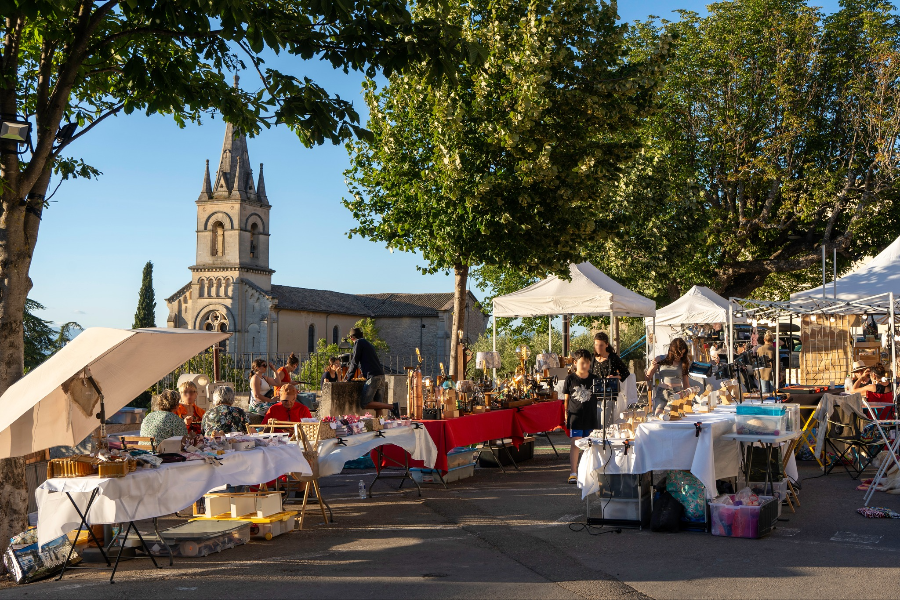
(150, 520), (250, 557)
(710, 495), (778, 539)
(748, 480), (789, 517)
(735, 413), (787, 436)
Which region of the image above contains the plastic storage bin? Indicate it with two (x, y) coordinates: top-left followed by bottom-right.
(150, 520), (250, 557)
(748, 480), (789, 517)
(736, 404), (786, 417)
(710, 495), (778, 539)
(735, 413), (787, 436)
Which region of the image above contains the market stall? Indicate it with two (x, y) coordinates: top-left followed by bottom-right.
(376, 401), (565, 473)
(650, 285), (746, 360)
(491, 261), (656, 365)
(35, 442), (311, 548)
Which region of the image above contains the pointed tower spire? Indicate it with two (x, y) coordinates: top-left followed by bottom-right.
(199, 159), (212, 200)
(232, 155), (248, 199)
(257, 163), (268, 203)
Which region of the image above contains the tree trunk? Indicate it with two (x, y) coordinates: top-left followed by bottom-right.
(0, 166), (50, 559)
(448, 264), (468, 381)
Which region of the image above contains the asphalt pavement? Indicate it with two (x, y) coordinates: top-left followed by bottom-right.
(2, 434), (900, 599)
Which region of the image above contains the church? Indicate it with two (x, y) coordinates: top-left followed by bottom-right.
(165, 116), (488, 365)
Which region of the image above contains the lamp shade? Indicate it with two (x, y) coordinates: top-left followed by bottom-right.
(476, 351), (501, 370)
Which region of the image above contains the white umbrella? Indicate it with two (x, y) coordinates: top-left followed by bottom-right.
(0, 327), (230, 459)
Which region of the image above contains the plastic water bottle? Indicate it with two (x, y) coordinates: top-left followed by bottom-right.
(358, 480), (367, 499)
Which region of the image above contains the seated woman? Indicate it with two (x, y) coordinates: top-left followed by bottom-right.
(646, 338), (692, 415)
(201, 386), (250, 436)
(851, 364), (892, 397)
(263, 384), (312, 432)
(248, 358), (279, 416)
(140, 390), (189, 446)
(275, 353), (300, 392)
(321, 356), (340, 387)
(173, 380), (205, 435)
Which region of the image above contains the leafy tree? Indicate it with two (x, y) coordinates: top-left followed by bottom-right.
(0, 0), (472, 555)
(132, 261), (156, 329)
(590, 0), (900, 301)
(352, 317), (389, 354)
(23, 299), (82, 373)
(346, 0), (670, 378)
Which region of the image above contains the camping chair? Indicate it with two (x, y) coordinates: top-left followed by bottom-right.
(823, 405), (886, 479)
(247, 421), (332, 528)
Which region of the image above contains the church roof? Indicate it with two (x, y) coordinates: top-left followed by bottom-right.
(269, 286), (483, 318)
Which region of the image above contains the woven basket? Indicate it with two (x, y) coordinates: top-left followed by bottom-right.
(299, 422), (335, 443)
(362, 418), (383, 432)
(48, 456), (96, 479)
(98, 459), (135, 478)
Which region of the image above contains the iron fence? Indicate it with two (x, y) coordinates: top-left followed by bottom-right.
(150, 350), (443, 395)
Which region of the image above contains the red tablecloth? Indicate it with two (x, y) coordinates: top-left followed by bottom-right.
(374, 401), (565, 473)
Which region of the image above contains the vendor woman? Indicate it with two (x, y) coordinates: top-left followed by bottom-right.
(646, 338), (692, 415)
(590, 332), (630, 381)
(173, 380), (205, 434)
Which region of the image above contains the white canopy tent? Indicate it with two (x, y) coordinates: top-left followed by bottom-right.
(490, 262), (656, 376)
(0, 327), (230, 459)
(492, 262), (656, 319)
(650, 285), (746, 358)
(792, 235), (900, 302)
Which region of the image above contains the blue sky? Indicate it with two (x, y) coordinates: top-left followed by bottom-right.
(30, 0), (843, 330)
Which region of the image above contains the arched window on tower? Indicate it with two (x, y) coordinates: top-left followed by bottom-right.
(211, 221), (225, 257)
(224, 278), (232, 297)
(207, 279), (214, 298)
(308, 324), (316, 354)
(215, 278), (222, 297)
(332, 325), (339, 345)
(250, 222), (258, 258)
(198, 278), (205, 298)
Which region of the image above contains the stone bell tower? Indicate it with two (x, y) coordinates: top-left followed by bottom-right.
(166, 74), (277, 353)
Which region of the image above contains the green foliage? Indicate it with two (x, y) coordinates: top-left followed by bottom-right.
(353, 317), (389, 354)
(132, 261), (156, 329)
(23, 299), (81, 373)
(587, 0), (900, 302)
(345, 0), (671, 286)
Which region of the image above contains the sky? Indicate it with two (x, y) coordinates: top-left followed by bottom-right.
(29, 0), (843, 330)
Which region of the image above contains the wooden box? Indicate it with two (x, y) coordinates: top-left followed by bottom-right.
(255, 493), (283, 518)
(231, 495), (256, 518)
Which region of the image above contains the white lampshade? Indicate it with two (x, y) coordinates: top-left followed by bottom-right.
(476, 351), (501, 370)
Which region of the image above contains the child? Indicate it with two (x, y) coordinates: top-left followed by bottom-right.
(565, 348), (599, 484)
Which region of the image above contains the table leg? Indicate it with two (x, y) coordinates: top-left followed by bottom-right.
(152, 517), (174, 567)
(497, 439), (519, 470)
(57, 489), (107, 581)
(540, 432), (560, 459)
(368, 446), (422, 497)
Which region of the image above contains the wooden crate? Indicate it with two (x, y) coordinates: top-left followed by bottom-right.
(47, 456), (96, 478)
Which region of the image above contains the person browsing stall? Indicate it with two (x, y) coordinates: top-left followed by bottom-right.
(263, 383), (312, 429)
(565, 349), (599, 485)
(173, 380), (205, 435)
(755, 332), (776, 395)
(344, 327), (399, 418)
(646, 338), (692, 415)
(590, 332), (630, 381)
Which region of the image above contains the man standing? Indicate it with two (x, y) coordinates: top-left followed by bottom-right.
(344, 327), (399, 418)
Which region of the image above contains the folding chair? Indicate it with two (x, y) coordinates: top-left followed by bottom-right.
(823, 405), (886, 479)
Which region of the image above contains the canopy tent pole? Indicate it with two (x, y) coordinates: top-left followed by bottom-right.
(492, 311), (497, 381)
(563, 315), (570, 357)
(822, 245), (827, 299)
(549, 316), (552, 352)
(610, 310), (616, 352)
(833, 247), (837, 299)
(891, 293), (897, 400)
(653, 316), (657, 361)
(789, 313), (794, 385)
(775, 319), (781, 396)
(728, 302), (735, 364)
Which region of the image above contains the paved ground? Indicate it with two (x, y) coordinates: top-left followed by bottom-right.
(3, 434), (900, 599)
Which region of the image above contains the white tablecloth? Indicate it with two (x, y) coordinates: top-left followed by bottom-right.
(36, 444), (311, 547)
(576, 413), (740, 500)
(317, 425), (437, 477)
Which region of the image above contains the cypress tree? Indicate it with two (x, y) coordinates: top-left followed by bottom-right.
(133, 261), (156, 329)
